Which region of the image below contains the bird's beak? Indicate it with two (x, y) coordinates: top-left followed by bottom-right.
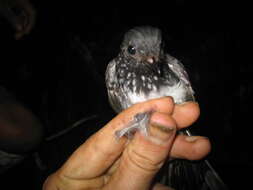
(146, 55), (159, 64)
(146, 57), (155, 64)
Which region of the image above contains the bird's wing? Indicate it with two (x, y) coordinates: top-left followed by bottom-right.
(105, 59), (124, 113)
(162, 55), (228, 189)
(165, 54), (195, 97)
(105, 59), (117, 90)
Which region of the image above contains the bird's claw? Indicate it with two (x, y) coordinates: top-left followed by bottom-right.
(115, 111), (151, 139)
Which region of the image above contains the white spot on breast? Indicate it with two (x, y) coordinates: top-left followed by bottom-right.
(119, 70), (124, 77)
(141, 75), (145, 81)
(153, 76), (158, 80)
(125, 81), (188, 107)
(147, 83), (152, 89)
(168, 64), (173, 69)
(127, 73), (131, 78)
(132, 79), (136, 86)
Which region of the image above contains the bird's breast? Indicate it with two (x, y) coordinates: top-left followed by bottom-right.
(114, 60), (193, 109)
(125, 81), (190, 106)
(117, 70), (190, 107)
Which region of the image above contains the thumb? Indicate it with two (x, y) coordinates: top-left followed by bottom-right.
(105, 112), (176, 190)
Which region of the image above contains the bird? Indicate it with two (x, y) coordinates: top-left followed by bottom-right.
(105, 26), (227, 190)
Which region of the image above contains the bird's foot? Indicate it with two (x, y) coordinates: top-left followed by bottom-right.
(115, 112), (151, 139)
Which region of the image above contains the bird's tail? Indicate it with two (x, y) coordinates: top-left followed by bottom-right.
(157, 158), (228, 190)
(156, 129), (228, 190)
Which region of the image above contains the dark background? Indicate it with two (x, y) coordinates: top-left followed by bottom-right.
(0, 1), (245, 189)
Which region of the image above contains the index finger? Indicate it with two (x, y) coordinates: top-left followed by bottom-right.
(58, 97), (175, 180)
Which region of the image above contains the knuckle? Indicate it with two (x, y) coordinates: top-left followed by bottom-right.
(126, 147), (163, 172)
(165, 96), (174, 104)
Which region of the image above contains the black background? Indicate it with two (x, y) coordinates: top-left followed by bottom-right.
(0, 1), (245, 189)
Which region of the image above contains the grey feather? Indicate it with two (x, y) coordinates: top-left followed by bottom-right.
(105, 26), (228, 190)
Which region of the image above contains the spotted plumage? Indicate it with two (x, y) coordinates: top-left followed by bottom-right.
(106, 26), (194, 113)
(105, 26), (227, 190)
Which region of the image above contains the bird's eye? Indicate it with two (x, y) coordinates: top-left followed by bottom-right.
(127, 45), (136, 55)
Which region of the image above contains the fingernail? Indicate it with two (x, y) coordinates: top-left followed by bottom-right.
(149, 122), (175, 143)
(185, 136), (199, 142)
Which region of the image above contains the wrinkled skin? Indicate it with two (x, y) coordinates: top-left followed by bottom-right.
(43, 97), (211, 190)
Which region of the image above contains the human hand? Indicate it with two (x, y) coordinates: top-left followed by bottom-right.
(0, 0), (36, 39)
(43, 97), (210, 190)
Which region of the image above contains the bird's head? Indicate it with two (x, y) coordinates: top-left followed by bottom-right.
(120, 26), (164, 65)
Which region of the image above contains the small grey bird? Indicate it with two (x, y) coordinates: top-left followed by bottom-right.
(105, 26), (227, 189)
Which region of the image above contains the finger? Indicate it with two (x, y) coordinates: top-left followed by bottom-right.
(23, 4), (36, 34)
(58, 97), (175, 180)
(15, 31), (25, 39)
(170, 135), (211, 160)
(110, 96), (175, 132)
(14, 12), (26, 39)
(105, 112), (176, 190)
(172, 102), (200, 129)
(14, 4), (36, 39)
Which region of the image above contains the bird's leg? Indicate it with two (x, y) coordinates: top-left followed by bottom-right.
(115, 112), (152, 139)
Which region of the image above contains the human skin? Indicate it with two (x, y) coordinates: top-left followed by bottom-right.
(43, 97), (210, 190)
(0, 101), (43, 153)
(0, 0), (36, 39)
